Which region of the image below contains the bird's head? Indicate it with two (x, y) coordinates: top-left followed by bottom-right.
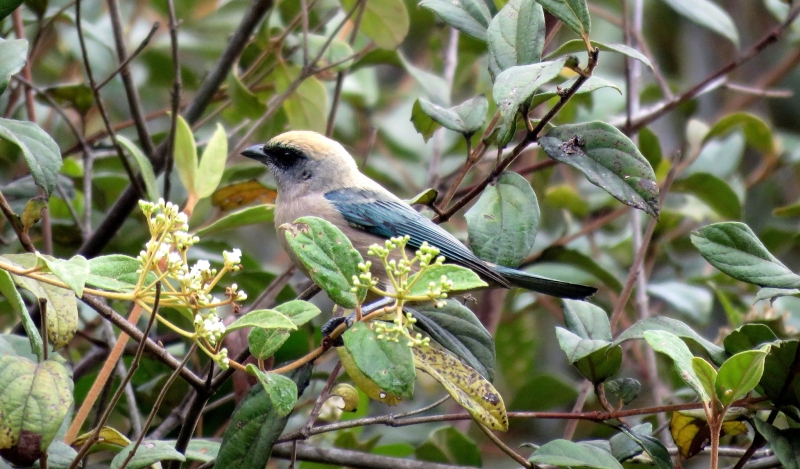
(242, 131), (359, 194)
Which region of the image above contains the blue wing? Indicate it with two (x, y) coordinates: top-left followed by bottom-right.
(325, 188), (510, 287)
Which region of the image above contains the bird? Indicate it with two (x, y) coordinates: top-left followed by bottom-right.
(241, 130), (596, 300)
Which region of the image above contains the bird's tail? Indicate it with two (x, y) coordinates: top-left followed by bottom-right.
(493, 265), (597, 299)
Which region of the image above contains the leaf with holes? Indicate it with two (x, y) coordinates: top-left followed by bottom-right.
(539, 121), (659, 217)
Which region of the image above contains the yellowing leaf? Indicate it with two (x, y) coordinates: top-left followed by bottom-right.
(337, 346), (403, 405)
(71, 426), (131, 449)
(413, 342), (508, 431)
(211, 180), (277, 211)
(669, 411), (748, 459)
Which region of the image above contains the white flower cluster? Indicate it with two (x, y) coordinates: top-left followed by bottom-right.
(194, 309), (226, 346)
(223, 248), (243, 271)
(426, 275), (453, 308)
(228, 283), (248, 302)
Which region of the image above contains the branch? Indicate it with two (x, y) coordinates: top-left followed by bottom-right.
(96, 21), (160, 91)
(163, 0), (182, 200)
(271, 443), (469, 469)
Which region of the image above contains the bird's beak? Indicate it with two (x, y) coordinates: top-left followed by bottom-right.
(241, 144), (268, 163)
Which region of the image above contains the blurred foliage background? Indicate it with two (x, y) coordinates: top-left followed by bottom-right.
(1, 0), (800, 468)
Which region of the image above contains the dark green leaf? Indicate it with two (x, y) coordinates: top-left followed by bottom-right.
(410, 300), (496, 381)
(0, 118), (62, 197)
(534, 0), (591, 40)
(723, 324), (778, 355)
(417, 95), (488, 136)
(411, 100), (441, 142)
(39, 84), (93, 115)
(0, 1), (23, 23)
(343, 321), (415, 398)
(759, 340), (800, 407)
(672, 173), (741, 219)
(704, 112), (774, 154)
(0, 357), (72, 465)
(465, 171), (540, 267)
(545, 39), (652, 70)
(0, 38), (27, 95)
(419, 0), (491, 41)
(615, 425), (674, 469)
(247, 365), (298, 418)
(110, 440), (186, 469)
(562, 299), (612, 341)
(274, 300), (321, 326)
(487, 0), (545, 78)
(660, 0), (739, 45)
(556, 328), (621, 384)
(691, 222), (800, 288)
(510, 375), (578, 410)
(539, 121), (660, 217)
(215, 363), (312, 468)
(280, 216), (365, 308)
(528, 439), (622, 468)
(493, 57), (567, 124)
(195, 204), (274, 237)
(752, 419), (800, 469)
(613, 316), (727, 365)
(638, 127), (662, 169)
(407, 264), (487, 296)
(247, 328), (290, 360)
(415, 426), (482, 467)
(605, 378), (641, 405)
(537, 247), (622, 292)
(644, 330), (708, 402)
(226, 309), (297, 333)
(341, 0), (408, 49)
(609, 423), (652, 462)
(117, 135), (159, 202)
(716, 349), (766, 407)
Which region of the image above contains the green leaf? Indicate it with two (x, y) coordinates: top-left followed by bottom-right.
(0, 38), (27, 95)
(614, 425), (674, 469)
(638, 127), (662, 169)
(605, 378), (641, 405)
(195, 123), (228, 199)
(343, 321), (415, 398)
(562, 299), (612, 341)
(86, 254), (154, 292)
(556, 328), (622, 384)
(417, 95), (488, 136)
(274, 299), (321, 326)
(609, 423), (651, 462)
(247, 365), (298, 417)
(752, 418), (800, 469)
(487, 0), (545, 79)
(528, 439), (622, 469)
(760, 340), (800, 407)
(660, 0), (739, 46)
(465, 171), (540, 267)
(534, 0), (591, 40)
(407, 264), (487, 296)
(39, 84), (94, 115)
(399, 53), (451, 106)
(276, 65), (327, 133)
(412, 342), (507, 431)
(410, 300), (496, 381)
(774, 200), (800, 218)
(646, 281), (713, 324)
(0, 0), (23, 22)
(539, 121), (660, 217)
(247, 328), (290, 360)
(716, 349), (766, 407)
(194, 204), (274, 237)
(529, 76), (622, 109)
(545, 39), (653, 70)
(0, 269), (42, 361)
(226, 309), (297, 333)
(215, 363), (312, 468)
(691, 357), (718, 403)
(704, 112), (774, 154)
(672, 172), (742, 219)
(280, 216), (365, 308)
(406, 188), (438, 207)
(416, 426), (482, 467)
(493, 57), (567, 124)
(0, 118), (62, 197)
(183, 439), (221, 462)
(0, 357), (72, 465)
(341, 0), (408, 49)
(44, 440), (78, 469)
(723, 324), (778, 355)
(117, 135), (159, 202)
(613, 316), (727, 365)
(643, 330), (708, 402)
(411, 100), (441, 142)
(174, 114), (198, 200)
(419, 0), (491, 41)
(21, 195), (46, 232)
(228, 71), (266, 119)
(39, 254), (89, 297)
(691, 222), (800, 288)
(109, 440), (186, 469)
(290, 34), (355, 71)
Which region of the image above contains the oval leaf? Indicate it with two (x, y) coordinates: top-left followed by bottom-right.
(417, 95), (488, 136)
(39, 253), (89, 297)
(529, 439), (622, 469)
(660, 0), (739, 46)
(0, 38), (27, 95)
(643, 330), (708, 402)
(117, 135), (159, 202)
(494, 58), (568, 124)
(419, 0), (491, 40)
(672, 172), (741, 220)
(465, 171), (540, 267)
(690, 222), (800, 288)
(0, 118), (62, 197)
(341, 0), (409, 49)
(545, 39), (653, 70)
(343, 321), (415, 399)
(715, 349), (767, 407)
(538, 121), (660, 217)
(226, 309), (297, 333)
(196, 123), (228, 199)
(535, 0), (591, 40)
(194, 204), (274, 237)
(174, 114), (197, 200)
(280, 216), (365, 308)
(487, 0), (546, 78)
(247, 365), (298, 418)
(110, 440), (186, 469)
(407, 264), (487, 296)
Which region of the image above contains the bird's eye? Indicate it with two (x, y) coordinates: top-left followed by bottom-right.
(301, 170), (312, 180)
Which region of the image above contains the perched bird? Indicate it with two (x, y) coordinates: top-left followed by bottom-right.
(242, 131), (596, 299)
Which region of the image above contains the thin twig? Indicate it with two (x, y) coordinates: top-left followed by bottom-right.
(96, 22), (160, 91)
(427, 27), (460, 189)
(300, 361), (342, 437)
(67, 284), (162, 469)
(325, 0), (367, 137)
(163, 0), (181, 201)
(0, 189), (36, 252)
(477, 422), (532, 468)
